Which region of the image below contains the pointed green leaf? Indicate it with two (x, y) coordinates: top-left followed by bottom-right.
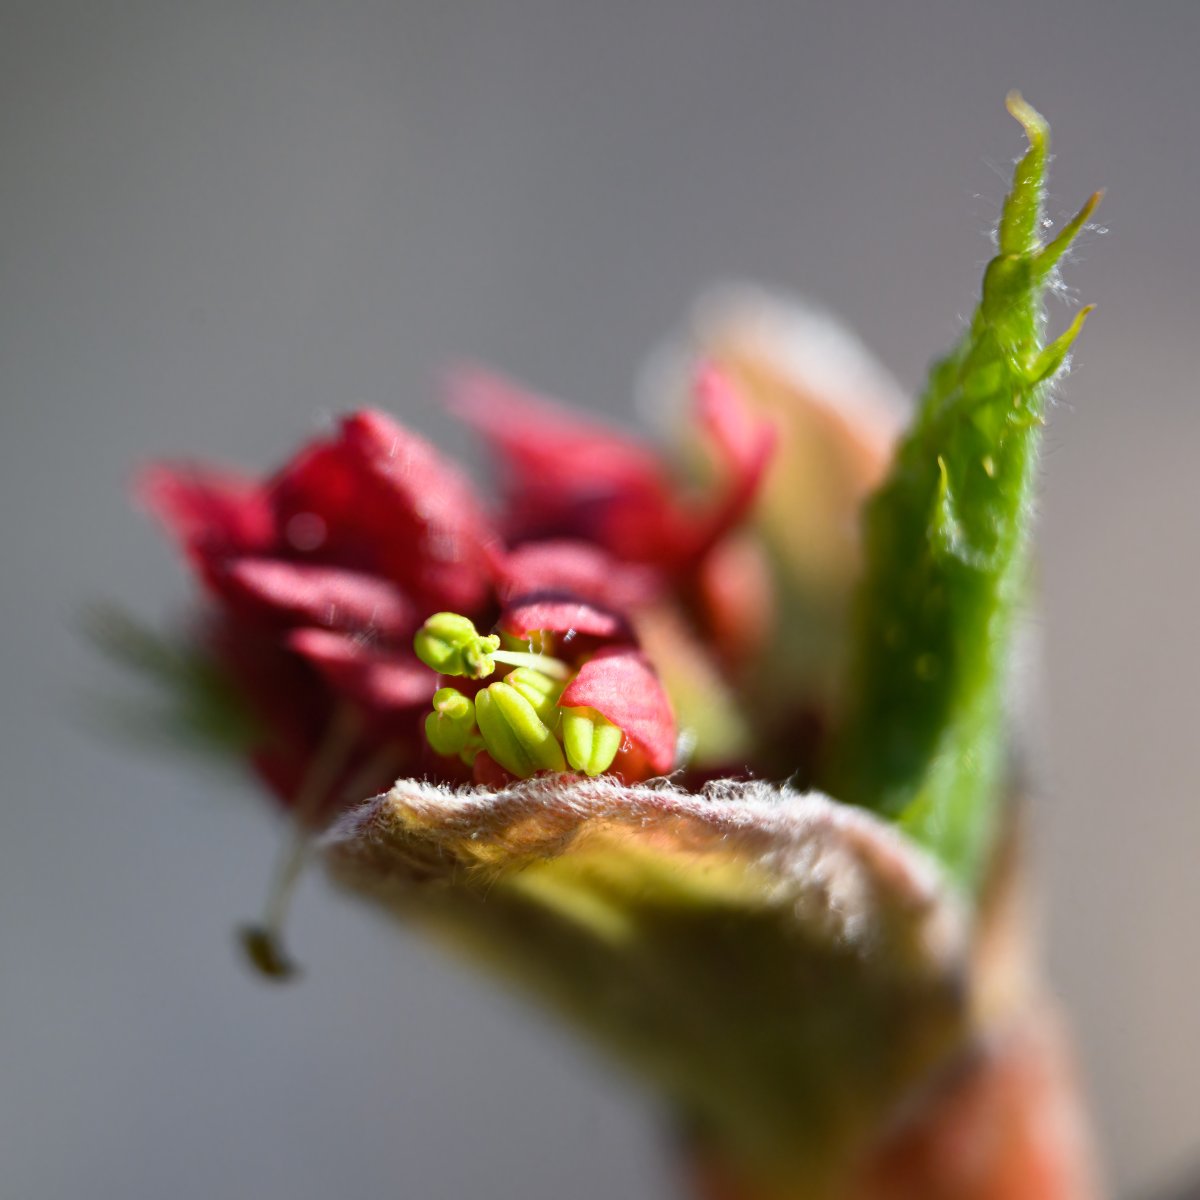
(84, 604), (260, 756)
(830, 96), (1098, 890)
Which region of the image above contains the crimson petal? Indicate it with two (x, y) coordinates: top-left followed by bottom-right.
(220, 558), (416, 638)
(288, 628), (436, 716)
(497, 540), (660, 611)
(450, 369), (680, 560)
(137, 463), (274, 579)
(679, 366), (777, 564)
(270, 410), (497, 613)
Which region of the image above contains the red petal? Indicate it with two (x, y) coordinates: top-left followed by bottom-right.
(560, 647), (676, 775)
(451, 368), (665, 492)
(500, 597), (632, 642)
(269, 410), (497, 613)
(695, 533), (775, 669)
(472, 751), (517, 788)
(206, 617), (329, 805)
(451, 369), (680, 560)
(680, 366), (777, 563)
(288, 628), (436, 715)
(695, 364), (768, 474)
(136, 463), (275, 576)
(497, 540), (659, 611)
(220, 558), (416, 638)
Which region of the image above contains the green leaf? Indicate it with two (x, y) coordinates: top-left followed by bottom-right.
(829, 94), (1099, 890)
(84, 604), (260, 757)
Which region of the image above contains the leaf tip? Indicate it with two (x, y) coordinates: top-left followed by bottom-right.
(1004, 91), (1048, 147)
(1029, 304), (1097, 384)
(1036, 189), (1105, 278)
(998, 93), (1053, 258)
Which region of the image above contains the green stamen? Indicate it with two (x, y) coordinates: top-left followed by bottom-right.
(501, 666), (566, 723)
(414, 612), (500, 679)
(562, 706), (623, 776)
(491, 648), (572, 681)
(414, 612), (573, 681)
(424, 687), (477, 756)
(475, 680), (567, 778)
(415, 614), (629, 780)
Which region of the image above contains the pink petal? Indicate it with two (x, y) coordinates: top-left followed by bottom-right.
(695, 532), (775, 668)
(220, 558), (416, 638)
(497, 540), (660, 611)
(680, 366), (777, 563)
(560, 646), (676, 775)
(451, 368), (665, 492)
(288, 628), (436, 715)
(500, 597), (632, 642)
(695, 364), (768, 474)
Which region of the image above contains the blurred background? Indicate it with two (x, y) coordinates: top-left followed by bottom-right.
(2, 2), (1197, 1197)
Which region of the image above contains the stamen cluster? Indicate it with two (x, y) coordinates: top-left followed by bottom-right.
(137, 367), (771, 819)
(416, 613), (623, 778)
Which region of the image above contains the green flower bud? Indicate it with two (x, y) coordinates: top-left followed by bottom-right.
(475, 680), (566, 779)
(424, 687), (477, 756)
(413, 612), (500, 679)
(562, 706), (623, 776)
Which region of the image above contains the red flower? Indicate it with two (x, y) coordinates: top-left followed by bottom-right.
(138, 370), (771, 823)
(139, 411), (500, 813)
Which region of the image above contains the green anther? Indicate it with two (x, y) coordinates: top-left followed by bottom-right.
(502, 666), (566, 727)
(424, 687), (477, 756)
(562, 706), (623, 777)
(413, 612), (500, 679)
(475, 680), (566, 779)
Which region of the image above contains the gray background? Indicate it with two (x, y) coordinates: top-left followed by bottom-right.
(2, 2), (1198, 1197)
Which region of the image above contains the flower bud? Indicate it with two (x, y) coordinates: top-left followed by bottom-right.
(424, 687), (477, 756)
(562, 706), (623, 776)
(475, 680), (566, 778)
(413, 612), (500, 679)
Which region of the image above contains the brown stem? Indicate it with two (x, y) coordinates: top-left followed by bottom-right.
(683, 1005), (1099, 1200)
(683, 804), (1101, 1200)
(240, 705), (363, 979)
